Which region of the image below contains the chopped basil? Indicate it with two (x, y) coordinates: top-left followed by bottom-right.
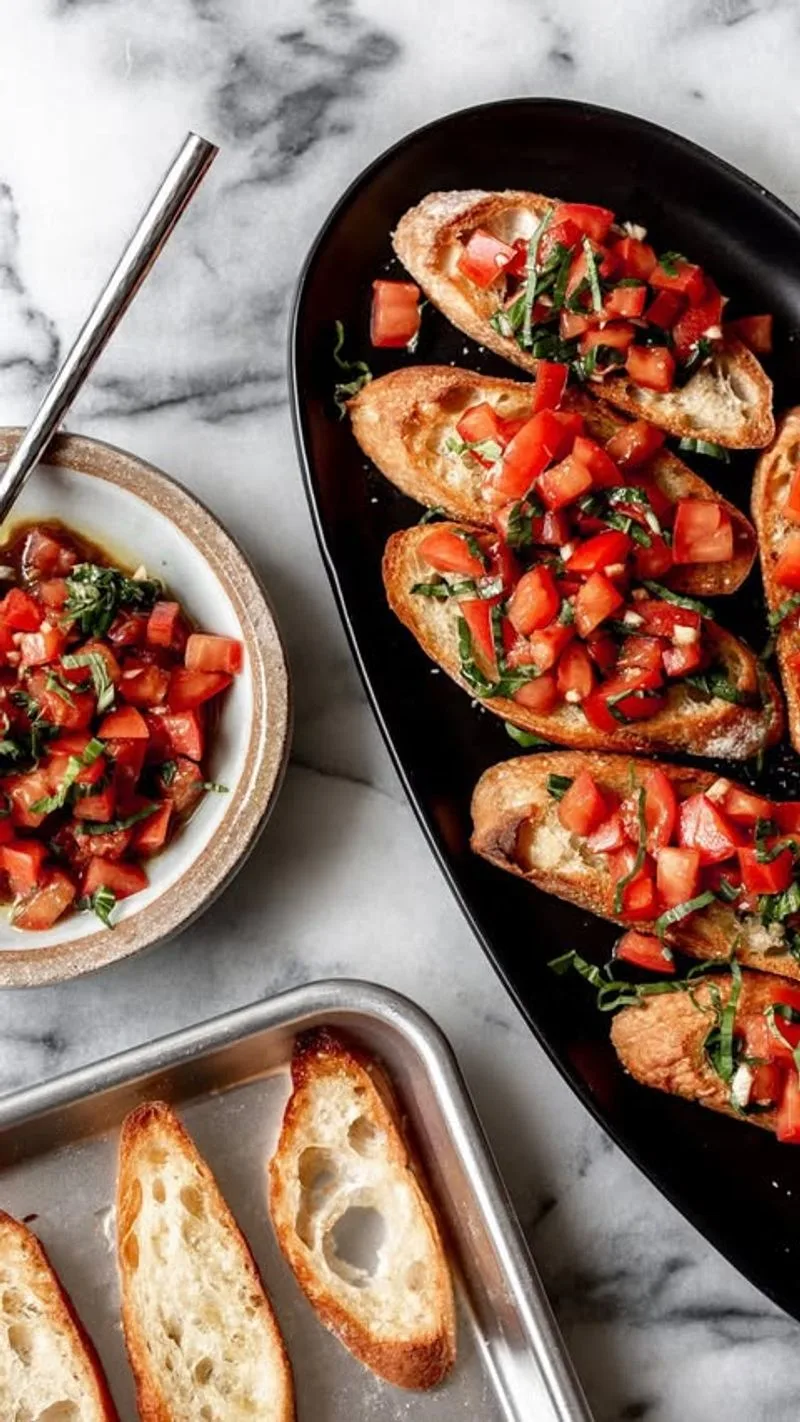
(159, 759), (178, 787)
(31, 737), (105, 815)
(75, 803), (158, 836)
(521, 208), (554, 349)
(641, 581), (713, 618)
(456, 617), (537, 699)
(685, 669), (752, 706)
(63, 564), (161, 639)
(603, 509), (651, 547)
(61, 650), (115, 713)
(202, 780), (229, 794)
(607, 485), (663, 536)
(550, 244), (573, 311)
(680, 336), (714, 379)
(614, 786), (646, 914)
(678, 437), (730, 463)
(78, 885), (117, 929)
(332, 320), (372, 416)
(505, 498), (541, 549)
(505, 724), (551, 749)
(704, 959), (742, 1084)
(558, 598), (575, 626)
(548, 949), (704, 1014)
(758, 879), (800, 926)
(657, 251), (685, 277)
(411, 575), (503, 602)
(418, 507), (447, 525)
(546, 773), (573, 801)
(44, 671), (75, 707)
(459, 532), (489, 569)
(715, 875), (740, 904)
(444, 434), (503, 463)
(653, 890), (716, 938)
(767, 593), (800, 635)
(582, 236), (603, 313)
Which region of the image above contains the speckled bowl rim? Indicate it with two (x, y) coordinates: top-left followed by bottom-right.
(0, 428), (291, 988)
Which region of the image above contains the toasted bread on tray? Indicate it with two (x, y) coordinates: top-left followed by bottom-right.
(0, 1210), (118, 1420)
(753, 407), (800, 753)
(471, 751), (800, 981)
(117, 1100), (294, 1422)
(351, 366), (756, 595)
(393, 190), (774, 449)
(268, 1029), (456, 1391)
(384, 523), (782, 758)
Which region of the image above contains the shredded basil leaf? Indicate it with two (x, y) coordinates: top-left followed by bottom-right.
(505, 724), (552, 749)
(444, 434), (503, 463)
(758, 879), (800, 926)
(715, 875), (740, 904)
(159, 759), (177, 787)
(685, 669), (752, 706)
(654, 890), (716, 939)
(75, 803), (158, 836)
(61, 651), (115, 713)
(202, 780), (229, 794)
(521, 208), (554, 349)
(505, 499), (541, 549)
(332, 320), (372, 416)
(546, 773), (573, 801)
(641, 581), (713, 618)
(678, 437), (730, 463)
(30, 737), (105, 815)
(418, 507), (447, 525)
(582, 236), (603, 313)
(63, 565), (160, 639)
(657, 251), (685, 277)
(78, 885), (117, 929)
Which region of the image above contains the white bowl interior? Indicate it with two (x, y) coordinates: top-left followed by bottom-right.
(0, 461), (253, 951)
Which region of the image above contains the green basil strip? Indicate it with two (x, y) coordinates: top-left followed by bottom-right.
(505, 724), (552, 749)
(641, 581), (714, 618)
(332, 320), (372, 416)
(521, 207), (554, 349)
(31, 737), (105, 815)
(715, 875), (740, 904)
(653, 890), (716, 940)
(418, 507), (447, 525)
(75, 803), (158, 836)
(685, 670), (751, 707)
(767, 593), (800, 631)
(582, 235), (603, 313)
(678, 437), (730, 463)
(546, 772), (574, 801)
(658, 251), (685, 277)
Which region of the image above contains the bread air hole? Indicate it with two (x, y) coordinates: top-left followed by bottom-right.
(2, 1287), (27, 1317)
(194, 1357), (214, 1385)
(180, 1184), (205, 1219)
(152, 1177), (166, 1204)
(407, 1260), (426, 1292)
(8, 1322), (33, 1365)
(122, 1230), (139, 1271)
(324, 1206), (386, 1287)
(35, 1405), (79, 1422)
(347, 1115), (381, 1158)
(296, 1147), (339, 1246)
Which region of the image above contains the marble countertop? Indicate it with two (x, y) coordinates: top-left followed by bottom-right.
(3, 1), (800, 1418)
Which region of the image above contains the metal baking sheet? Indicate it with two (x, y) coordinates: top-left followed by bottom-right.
(0, 978), (592, 1421)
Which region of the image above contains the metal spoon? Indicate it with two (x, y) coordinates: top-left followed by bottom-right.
(0, 130), (218, 523)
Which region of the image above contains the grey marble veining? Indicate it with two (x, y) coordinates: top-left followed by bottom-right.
(1, 1), (800, 1418)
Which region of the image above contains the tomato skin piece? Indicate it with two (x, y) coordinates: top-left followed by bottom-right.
(724, 314), (773, 355)
(777, 1073), (800, 1145)
(617, 637), (665, 689)
(556, 642), (595, 701)
(608, 850), (659, 921)
(723, 786), (773, 825)
(635, 601), (701, 639)
(457, 230), (516, 288)
(642, 769), (677, 851)
(656, 846), (701, 907)
(551, 202), (615, 243)
(370, 279), (420, 346)
(167, 669), (232, 713)
(774, 533), (800, 591)
(586, 810), (628, 854)
(738, 846), (794, 895)
(612, 237), (657, 281)
(530, 361), (568, 414)
(650, 258), (706, 303)
(539, 218), (582, 262)
(1, 840), (48, 894)
(493, 410), (570, 501)
(560, 310), (594, 339)
(614, 929), (675, 974)
(419, 529), (486, 578)
(146, 600), (182, 648)
(82, 857), (148, 901)
(512, 674), (559, 713)
(455, 402), (508, 449)
(626, 345), (675, 392)
(574, 571), (624, 637)
(672, 501), (733, 564)
(507, 567), (560, 636)
(105, 737), (147, 793)
(558, 770), (608, 835)
(460, 599), (498, 677)
(566, 530), (632, 575)
(604, 419), (665, 469)
(678, 793), (742, 865)
(133, 801), (172, 854)
(12, 869), (76, 931)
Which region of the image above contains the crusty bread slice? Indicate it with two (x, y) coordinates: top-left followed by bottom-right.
(268, 1029), (455, 1391)
(393, 190), (774, 449)
(752, 407), (800, 752)
(351, 365), (757, 595)
(471, 750), (800, 981)
(384, 522), (782, 759)
(117, 1101), (294, 1422)
(611, 970), (780, 1132)
(0, 1210), (118, 1420)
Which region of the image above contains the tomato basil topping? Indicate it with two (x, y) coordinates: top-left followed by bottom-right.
(0, 523), (243, 933)
(454, 201), (748, 399)
(412, 385), (752, 728)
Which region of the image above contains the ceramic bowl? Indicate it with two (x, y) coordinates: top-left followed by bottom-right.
(0, 428), (290, 987)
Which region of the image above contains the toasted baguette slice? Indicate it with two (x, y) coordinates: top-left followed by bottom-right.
(611, 970), (780, 1131)
(471, 751), (800, 981)
(268, 1029), (455, 1390)
(393, 190), (774, 449)
(752, 407), (800, 752)
(0, 1210), (118, 1420)
(385, 523), (782, 758)
(351, 365), (756, 595)
(117, 1101), (294, 1422)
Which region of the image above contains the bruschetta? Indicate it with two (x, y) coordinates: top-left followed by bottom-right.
(752, 407), (800, 753)
(385, 522), (781, 757)
(393, 190), (774, 449)
(610, 967), (800, 1140)
(352, 365), (756, 595)
(471, 751), (800, 978)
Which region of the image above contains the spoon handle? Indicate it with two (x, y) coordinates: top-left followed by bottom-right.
(0, 130), (218, 523)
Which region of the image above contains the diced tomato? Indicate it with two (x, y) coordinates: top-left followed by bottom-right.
(777, 1073), (800, 1145)
(107, 612), (148, 647)
(774, 534), (800, 591)
(537, 456), (594, 511)
(21, 528), (78, 580)
(153, 710), (204, 762)
(724, 314), (773, 355)
(617, 637), (665, 689)
(539, 218), (582, 262)
(12, 869), (76, 931)
(775, 802), (800, 834)
(656, 846), (701, 907)
(512, 624), (575, 672)
(167, 669), (232, 713)
(641, 769), (678, 851)
(460, 599), (497, 677)
(579, 322), (636, 355)
(60, 640), (121, 686)
(574, 571), (624, 637)
(18, 626), (67, 668)
(156, 755), (205, 813)
(566, 530), (632, 575)
(5, 769), (54, 828)
(614, 929), (675, 973)
(738, 846), (794, 896)
(678, 793), (742, 865)
(455, 402), (507, 449)
(530, 361), (568, 414)
(584, 675), (667, 731)
(723, 785), (773, 825)
(512, 675), (559, 713)
(133, 802), (172, 854)
(585, 630), (618, 674)
(558, 770), (607, 835)
(0, 588), (42, 632)
(784, 468), (800, 525)
(457, 230), (516, 288)
(46, 750), (105, 793)
(650, 257), (706, 303)
(605, 419), (665, 469)
(507, 567), (560, 636)
(646, 289), (686, 330)
(586, 810), (628, 854)
(493, 410), (569, 501)
(24, 669), (95, 730)
(626, 345), (675, 393)
(608, 849), (660, 921)
(370, 279), (420, 346)
(98, 705), (149, 740)
(672, 281), (723, 363)
(740, 1016), (783, 1104)
(605, 284), (647, 319)
(556, 642), (595, 701)
(419, 529), (486, 578)
(82, 857), (148, 901)
(118, 661), (171, 708)
(560, 310), (594, 339)
(633, 534), (674, 581)
(636, 601), (701, 640)
(612, 237), (657, 282)
(1, 840), (48, 894)
(38, 579), (69, 610)
(571, 436), (623, 490)
(662, 640), (704, 678)
(672, 501), (733, 565)
(551, 202), (615, 243)
(146, 601), (181, 649)
(72, 783), (116, 823)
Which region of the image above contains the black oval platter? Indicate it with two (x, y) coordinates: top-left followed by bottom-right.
(290, 97), (800, 1320)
